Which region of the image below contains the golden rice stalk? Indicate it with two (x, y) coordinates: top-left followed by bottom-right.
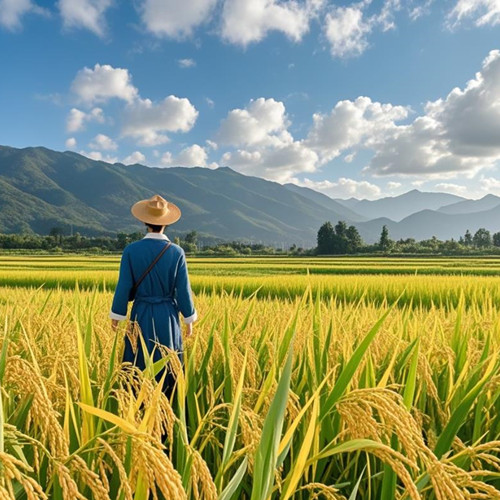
(130, 436), (187, 500)
(69, 455), (110, 500)
(0, 451), (47, 500)
(188, 446), (218, 500)
(97, 438), (133, 500)
(4, 357), (68, 457)
(296, 482), (347, 500)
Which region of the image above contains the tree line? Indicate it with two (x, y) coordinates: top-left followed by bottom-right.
(0, 229), (285, 255)
(316, 221), (500, 255)
(1, 224), (500, 256)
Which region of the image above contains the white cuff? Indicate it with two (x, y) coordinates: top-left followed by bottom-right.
(183, 310), (198, 324)
(109, 310), (127, 321)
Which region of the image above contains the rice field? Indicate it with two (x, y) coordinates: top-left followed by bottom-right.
(1, 255), (500, 499)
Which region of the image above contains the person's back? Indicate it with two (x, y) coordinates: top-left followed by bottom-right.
(110, 195), (197, 397)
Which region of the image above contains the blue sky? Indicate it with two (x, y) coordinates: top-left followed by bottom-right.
(1, 0), (500, 200)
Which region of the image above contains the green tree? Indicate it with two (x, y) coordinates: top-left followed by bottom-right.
(49, 226), (64, 245)
(346, 225), (363, 253)
(379, 225), (392, 251)
(317, 222), (335, 254)
(464, 230), (473, 246)
(473, 228), (492, 248)
(334, 221), (348, 254)
(493, 232), (500, 247)
(117, 232), (129, 249)
(185, 231), (198, 245)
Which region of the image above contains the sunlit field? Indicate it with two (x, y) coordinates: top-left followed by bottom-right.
(1, 256), (500, 499)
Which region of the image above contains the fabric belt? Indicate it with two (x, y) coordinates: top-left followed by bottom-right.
(134, 296), (176, 305)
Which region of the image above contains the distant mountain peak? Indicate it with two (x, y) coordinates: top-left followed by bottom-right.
(0, 145), (498, 245)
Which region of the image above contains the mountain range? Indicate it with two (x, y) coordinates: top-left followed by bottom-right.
(1, 145), (499, 246)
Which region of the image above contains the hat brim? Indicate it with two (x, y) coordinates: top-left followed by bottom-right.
(131, 200), (181, 225)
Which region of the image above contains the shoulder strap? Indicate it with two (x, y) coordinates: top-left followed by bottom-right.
(131, 241), (171, 295)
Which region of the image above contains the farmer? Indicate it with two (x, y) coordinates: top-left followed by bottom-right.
(109, 194), (197, 398)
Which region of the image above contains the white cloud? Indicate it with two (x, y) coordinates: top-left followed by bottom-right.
(298, 177), (382, 199)
(65, 137), (77, 149)
(80, 150), (118, 163)
(366, 50), (500, 177)
(139, 0), (217, 38)
(218, 97), (291, 147)
(220, 0), (321, 46)
(160, 145), (212, 167)
(344, 153), (356, 163)
(306, 96), (409, 164)
(217, 97), (319, 181)
(409, 0), (434, 20)
(160, 151), (173, 165)
(222, 142), (318, 182)
(58, 0), (112, 37)
(324, 0), (401, 58)
(448, 0), (500, 27)
(177, 144), (208, 167)
(434, 182), (468, 195)
(387, 181), (402, 189)
(123, 151), (146, 165)
(71, 64), (138, 105)
(206, 139), (218, 150)
(206, 97), (215, 108)
(480, 175), (500, 194)
(178, 58), (196, 68)
(122, 96), (198, 146)
(66, 107), (104, 132)
(324, 5), (370, 58)
(0, 0), (46, 30)
(89, 133), (117, 150)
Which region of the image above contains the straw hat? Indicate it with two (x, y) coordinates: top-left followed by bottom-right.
(131, 194), (181, 225)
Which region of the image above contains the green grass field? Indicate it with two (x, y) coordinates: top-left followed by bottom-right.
(1, 255), (500, 499)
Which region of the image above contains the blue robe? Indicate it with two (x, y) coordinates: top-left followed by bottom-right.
(110, 233), (197, 393)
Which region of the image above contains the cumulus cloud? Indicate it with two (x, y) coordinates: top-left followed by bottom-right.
(387, 181), (402, 189)
(217, 97), (319, 181)
(220, 0), (322, 46)
(177, 145), (208, 166)
(160, 151), (173, 165)
(80, 150), (118, 163)
(89, 133), (117, 150)
(218, 98), (291, 147)
(366, 50), (500, 177)
(161, 144), (209, 167)
(324, 0), (401, 58)
(123, 151), (146, 165)
(139, 0), (217, 38)
(68, 64), (198, 147)
(178, 58), (196, 68)
(0, 0), (46, 30)
(306, 96), (409, 164)
(297, 177), (382, 199)
(222, 142), (318, 182)
(448, 0), (500, 27)
(66, 107), (104, 132)
(71, 64), (138, 104)
(122, 96), (198, 146)
(58, 0), (112, 37)
(324, 5), (370, 58)
(65, 137), (77, 149)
